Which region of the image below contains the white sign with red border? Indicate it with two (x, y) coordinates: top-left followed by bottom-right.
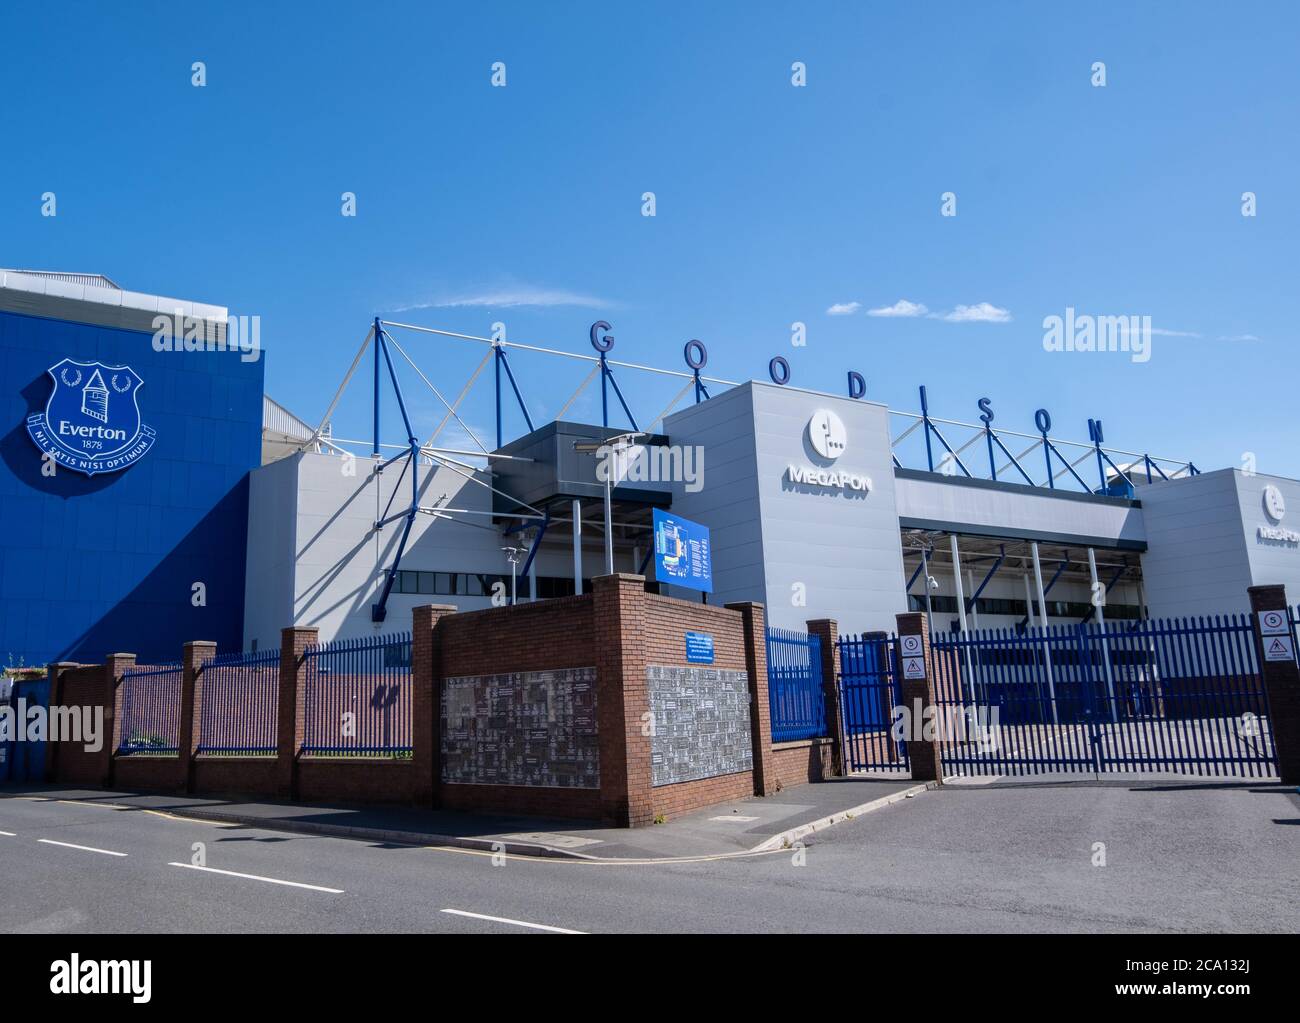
(903, 655), (926, 679)
(1258, 609), (1289, 636)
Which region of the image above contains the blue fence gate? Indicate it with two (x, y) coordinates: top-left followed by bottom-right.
(930, 614), (1278, 778)
(6, 675), (51, 782)
(765, 627), (827, 741)
(302, 632), (413, 756)
(838, 633), (909, 772)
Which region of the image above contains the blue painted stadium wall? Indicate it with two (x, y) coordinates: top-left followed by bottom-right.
(0, 309), (263, 667)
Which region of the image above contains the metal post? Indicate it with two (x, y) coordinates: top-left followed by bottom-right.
(494, 345), (502, 449)
(600, 354), (609, 428)
(920, 386), (934, 471)
(372, 317), (382, 457)
(1088, 547), (1117, 721)
(572, 498), (583, 595)
(920, 546), (934, 636)
(602, 467), (614, 575)
(1031, 542), (1059, 724)
(950, 534), (974, 706)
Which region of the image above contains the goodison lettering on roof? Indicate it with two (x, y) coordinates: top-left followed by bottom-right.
(786, 464), (872, 492)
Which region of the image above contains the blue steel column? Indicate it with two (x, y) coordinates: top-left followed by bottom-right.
(920, 386), (934, 471)
(372, 317), (382, 457)
(494, 345), (502, 449)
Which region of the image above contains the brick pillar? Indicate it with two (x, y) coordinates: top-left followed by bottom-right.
(43, 662), (77, 780)
(728, 602), (774, 795)
(277, 627), (318, 800)
(104, 653), (137, 787)
(806, 619), (844, 776)
(412, 604), (457, 808)
(181, 641), (217, 792)
(1247, 585), (1300, 784)
(895, 611), (943, 784)
(593, 573), (653, 827)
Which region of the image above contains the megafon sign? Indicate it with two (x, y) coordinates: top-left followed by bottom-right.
(786, 409), (872, 493)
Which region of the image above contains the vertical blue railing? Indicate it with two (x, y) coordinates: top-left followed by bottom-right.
(765, 627), (826, 741)
(198, 648), (281, 754)
(301, 632), (413, 756)
(837, 633), (909, 771)
(929, 614), (1276, 777)
(117, 665), (183, 754)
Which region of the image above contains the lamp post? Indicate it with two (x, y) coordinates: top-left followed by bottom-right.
(573, 432), (645, 576)
(501, 546), (522, 605)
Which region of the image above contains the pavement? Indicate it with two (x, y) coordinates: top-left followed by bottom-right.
(0, 775), (926, 860)
(1, 775), (1294, 933)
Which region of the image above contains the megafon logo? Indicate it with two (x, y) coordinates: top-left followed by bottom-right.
(50, 955), (151, 1003)
(807, 409), (848, 460)
(787, 408), (870, 493)
(26, 358), (156, 476)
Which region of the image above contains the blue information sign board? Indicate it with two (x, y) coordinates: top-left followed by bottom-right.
(652, 509), (713, 593)
(685, 631), (715, 664)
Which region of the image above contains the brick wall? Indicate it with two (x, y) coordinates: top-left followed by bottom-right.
(771, 736), (836, 789)
(41, 575), (803, 828)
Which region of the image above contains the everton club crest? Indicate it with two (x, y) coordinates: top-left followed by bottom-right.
(26, 358), (156, 476)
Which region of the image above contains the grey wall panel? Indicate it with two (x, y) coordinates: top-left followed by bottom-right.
(243, 454), (300, 651)
(1237, 471), (1300, 598)
(664, 386), (766, 607)
(648, 666), (752, 786)
(1138, 469), (1254, 617)
(442, 666), (599, 788)
(750, 384), (907, 634)
(894, 473), (1146, 548)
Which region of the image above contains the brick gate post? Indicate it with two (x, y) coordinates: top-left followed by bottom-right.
(805, 619), (845, 775)
(894, 612), (943, 784)
(43, 662), (77, 780)
(277, 627), (318, 800)
(104, 654), (136, 788)
(1247, 585), (1300, 785)
(728, 601), (773, 795)
(412, 604), (457, 808)
(181, 641), (217, 793)
(592, 573), (653, 827)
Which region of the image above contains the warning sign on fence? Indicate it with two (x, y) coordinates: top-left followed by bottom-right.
(1263, 634), (1295, 662)
(903, 655), (926, 679)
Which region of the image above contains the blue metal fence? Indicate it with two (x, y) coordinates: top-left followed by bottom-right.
(765, 627), (826, 741)
(302, 632), (413, 756)
(118, 665), (183, 754)
(838, 633), (909, 772)
(930, 614), (1277, 777)
(198, 648), (281, 755)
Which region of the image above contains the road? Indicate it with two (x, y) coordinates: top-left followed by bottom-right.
(1, 779), (1296, 933)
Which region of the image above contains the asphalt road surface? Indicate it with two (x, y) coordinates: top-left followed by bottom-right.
(1, 778), (1295, 933)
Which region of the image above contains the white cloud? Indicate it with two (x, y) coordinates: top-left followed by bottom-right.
(933, 302), (1012, 323)
(1149, 327), (1201, 338)
(826, 301), (861, 316)
(393, 286), (610, 312)
(1217, 333), (1259, 342)
(867, 299), (928, 318)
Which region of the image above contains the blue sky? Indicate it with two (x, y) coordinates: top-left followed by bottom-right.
(3, 1), (1297, 476)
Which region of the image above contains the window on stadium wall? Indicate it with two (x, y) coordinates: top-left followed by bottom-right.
(392, 570), (592, 600)
(908, 595), (1142, 621)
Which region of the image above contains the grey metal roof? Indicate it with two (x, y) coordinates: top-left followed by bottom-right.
(1, 270), (120, 289)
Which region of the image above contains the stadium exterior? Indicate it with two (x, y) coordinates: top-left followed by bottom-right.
(3, 272), (1300, 669)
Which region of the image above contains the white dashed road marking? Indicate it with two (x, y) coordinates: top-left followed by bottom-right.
(440, 908), (584, 934)
(167, 862), (344, 894)
(37, 839), (128, 857)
